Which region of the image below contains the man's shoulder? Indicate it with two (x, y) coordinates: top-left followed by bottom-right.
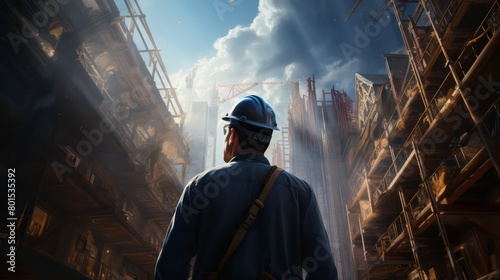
(186, 163), (312, 193)
(187, 162), (242, 186)
(277, 169), (312, 191)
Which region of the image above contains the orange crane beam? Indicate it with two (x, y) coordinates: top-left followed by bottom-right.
(217, 81), (283, 104)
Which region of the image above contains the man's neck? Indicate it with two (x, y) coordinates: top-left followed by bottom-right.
(235, 149), (264, 157)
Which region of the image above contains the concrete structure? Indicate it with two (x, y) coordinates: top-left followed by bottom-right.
(0, 0), (189, 279)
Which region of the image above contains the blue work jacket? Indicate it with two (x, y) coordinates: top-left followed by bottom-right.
(155, 153), (338, 280)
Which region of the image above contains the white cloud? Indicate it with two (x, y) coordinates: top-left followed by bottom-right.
(169, 0), (401, 133)
(317, 58), (361, 99)
(390, 46), (407, 55)
(251, 0), (282, 35)
(284, 63), (295, 81)
(164, 0), (408, 167)
(170, 0), (287, 112)
(214, 63), (231, 73)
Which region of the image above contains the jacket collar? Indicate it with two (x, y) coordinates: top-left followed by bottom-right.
(229, 153), (270, 165)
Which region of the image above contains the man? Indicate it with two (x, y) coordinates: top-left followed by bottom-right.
(155, 95), (337, 280)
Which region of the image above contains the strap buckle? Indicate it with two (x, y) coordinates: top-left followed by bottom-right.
(242, 199), (264, 230)
(242, 213), (255, 230)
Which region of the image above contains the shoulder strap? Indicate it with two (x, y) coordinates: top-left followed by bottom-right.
(216, 165), (284, 273)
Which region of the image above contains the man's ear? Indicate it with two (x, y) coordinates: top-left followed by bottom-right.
(229, 127), (238, 145)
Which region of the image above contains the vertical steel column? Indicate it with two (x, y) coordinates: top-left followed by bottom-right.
(389, 145), (399, 174)
(358, 215), (371, 280)
(364, 167), (373, 207)
(389, 0), (430, 107)
(182, 163), (188, 185)
(420, 0), (500, 176)
(346, 205), (359, 280)
(397, 185), (426, 279)
(412, 140), (464, 280)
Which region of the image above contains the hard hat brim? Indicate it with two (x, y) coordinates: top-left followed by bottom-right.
(222, 115), (280, 131)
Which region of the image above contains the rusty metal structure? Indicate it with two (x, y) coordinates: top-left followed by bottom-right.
(271, 126), (291, 172)
(285, 1), (500, 279)
(1, 0), (189, 279)
(345, 0), (500, 279)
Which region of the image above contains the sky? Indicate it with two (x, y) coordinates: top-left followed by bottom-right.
(117, 0), (405, 165)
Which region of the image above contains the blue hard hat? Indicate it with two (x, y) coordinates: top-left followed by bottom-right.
(222, 95), (279, 131)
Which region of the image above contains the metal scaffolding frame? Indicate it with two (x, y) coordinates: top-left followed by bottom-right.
(116, 0), (185, 127)
(281, 127), (291, 171)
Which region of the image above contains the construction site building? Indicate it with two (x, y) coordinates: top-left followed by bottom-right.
(283, 1), (500, 279)
(271, 126), (291, 172)
(286, 77), (356, 279)
(3, 0), (500, 279)
(1, 0), (189, 279)
(345, 0), (500, 279)
(185, 101), (209, 180)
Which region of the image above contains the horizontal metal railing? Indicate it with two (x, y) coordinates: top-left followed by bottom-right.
(363, 73), (419, 175)
(371, 142), (414, 208)
(70, 253), (121, 280)
(348, 214), (361, 241)
(407, 186), (431, 221)
(398, 72), (418, 112)
(347, 171), (365, 209)
(26, 219), (43, 238)
(371, 212), (406, 259)
(366, 136), (390, 174)
(408, 0), (460, 76)
(455, 1), (500, 81)
(365, 107), (400, 174)
(426, 0), (460, 38)
(427, 129), (483, 199)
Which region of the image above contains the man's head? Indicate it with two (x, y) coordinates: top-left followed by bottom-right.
(222, 95), (279, 162)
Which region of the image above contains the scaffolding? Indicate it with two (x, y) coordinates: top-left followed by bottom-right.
(271, 126), (291, 171)
(0, 0), (191, 278)
(345, 1), (500, 279)
(116, 0), (185, 127)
